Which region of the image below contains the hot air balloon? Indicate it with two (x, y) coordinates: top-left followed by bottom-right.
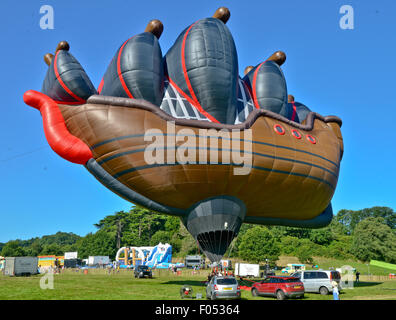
(23, 7), (343, 262)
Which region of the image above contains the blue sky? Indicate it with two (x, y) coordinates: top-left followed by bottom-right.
(0, 0), (395, 242)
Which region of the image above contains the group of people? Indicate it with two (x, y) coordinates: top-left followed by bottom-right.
(207, 269), (234, 282)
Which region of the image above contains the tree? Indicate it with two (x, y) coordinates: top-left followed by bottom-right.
(76, 230), (117, 259)
(352, 217), (396, 263)
(150, 231), (171, 246)
(324, 236), (353, 259)
(177, 222), (199, 256)
(309, 229), (333, 246)
(40, 243), (63, 256)
(238, 226), (280, 263)
(1, 241), (26, 257)
(279, 236), (300, 255)
(336, 207), (396, 234)
(296, 245), (314, 264)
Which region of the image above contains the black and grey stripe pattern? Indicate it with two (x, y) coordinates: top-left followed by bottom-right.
(160, 80), (210, 121)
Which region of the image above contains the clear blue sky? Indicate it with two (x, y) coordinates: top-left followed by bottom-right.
(1, 0), (395, 242)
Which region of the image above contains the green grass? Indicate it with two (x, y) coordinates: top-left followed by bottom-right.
(1, 269), (396, 300)
(370, 260), (396, 271)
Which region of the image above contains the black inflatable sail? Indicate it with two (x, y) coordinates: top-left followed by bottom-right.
(243, 60), (297, 120)
(99, 32), (164, 106)
(42, 50), (96, 104)
(165, 18), (238, 124)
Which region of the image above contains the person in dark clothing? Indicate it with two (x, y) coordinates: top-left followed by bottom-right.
(355, 271), (360, 283)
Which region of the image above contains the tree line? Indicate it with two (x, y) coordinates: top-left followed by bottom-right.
(1, 206), (396, 265)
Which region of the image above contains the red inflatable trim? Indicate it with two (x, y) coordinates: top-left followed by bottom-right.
(291, 101), (297, 121)
(23, 90), (93, 164)
(180, 22), (220, 124)
(117, 37), (136, 99)
(54, 51), (86, 104)
(252, 60), (267, 110)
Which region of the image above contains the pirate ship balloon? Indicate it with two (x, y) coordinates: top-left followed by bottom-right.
(24, 7), (343, 262)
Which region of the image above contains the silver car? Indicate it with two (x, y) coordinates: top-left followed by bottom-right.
(206, 275), (241, 300)
(291, 270), (341, 295)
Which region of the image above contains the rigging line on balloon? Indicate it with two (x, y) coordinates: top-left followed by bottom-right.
(0, 145), (49, 163)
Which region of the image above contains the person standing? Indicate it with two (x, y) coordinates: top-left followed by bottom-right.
(355, 270), (360, 283)
(332, 281), (340, 300)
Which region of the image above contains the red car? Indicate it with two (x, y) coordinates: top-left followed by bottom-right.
(251, 276), (305, 300)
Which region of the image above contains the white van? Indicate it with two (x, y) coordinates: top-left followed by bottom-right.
(291, 270), (341, 295)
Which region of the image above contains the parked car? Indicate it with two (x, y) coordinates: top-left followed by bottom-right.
(134, 265), (152, 278)
(206, 275), (241, 300)
(291, 270), (341, 295)
(251, 276), (304, 300)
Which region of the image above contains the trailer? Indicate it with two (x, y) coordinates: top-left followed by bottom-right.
(185, 255), (205, 269)
(234, 263), (260, 278)
(4, 257), (38, 276)
(88, 256), (110, 267)
(64, 258), (83, 268)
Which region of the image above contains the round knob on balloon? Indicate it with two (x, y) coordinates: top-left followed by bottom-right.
(145, 19), (164, 39)
(213, 7), (230, 24)
(267, 51), (286, 66)
(56, 41), (70, 52)
(44, 53), (54, 66)
(244, 66), (254, 75)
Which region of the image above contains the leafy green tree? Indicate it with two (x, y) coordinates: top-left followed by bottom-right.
(76, 230), (117, 259)
(337, 207), (396, 234)
(279, 236), (300, 255)
(40, 243), (63, 256)
(238, 226), (280, 263)
(352, 217), (396, 263)
(164, 216), (181, 234)
(150, 231), (171, 246)
(39, 232), (81, 247)
(327, 219), (348, 236)
(27, 240), (43, 256)
(1, 241), (26, 257)
(309, 229), (333, 246)
(324, 236), (353, 259)
(296, 245), (314, 264)
(177, 222), (199, 256)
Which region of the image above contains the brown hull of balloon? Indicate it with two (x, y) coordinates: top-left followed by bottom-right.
(59, 96), (343, 221)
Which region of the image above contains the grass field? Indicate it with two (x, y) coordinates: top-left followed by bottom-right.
(1, 268), (396, 300)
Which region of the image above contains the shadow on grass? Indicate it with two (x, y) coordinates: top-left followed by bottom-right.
(162, 280), (207, 287)
(351, 281), (382, 288)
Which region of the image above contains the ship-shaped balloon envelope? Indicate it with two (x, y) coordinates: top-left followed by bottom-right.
(24, 7), (343, 262)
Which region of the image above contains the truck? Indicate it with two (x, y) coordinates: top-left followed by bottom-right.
(88, 256), (110, 267)
(64, 252), (78, 260)
(185, 255), (205, 269)
(234, 263), (260, 278)
(3, 257), (39, 276)
(281, 264), (306, 274)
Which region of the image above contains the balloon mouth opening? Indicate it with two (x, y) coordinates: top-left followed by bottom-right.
(183, 196), (246, 263)
(197, 230), (236, 263)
